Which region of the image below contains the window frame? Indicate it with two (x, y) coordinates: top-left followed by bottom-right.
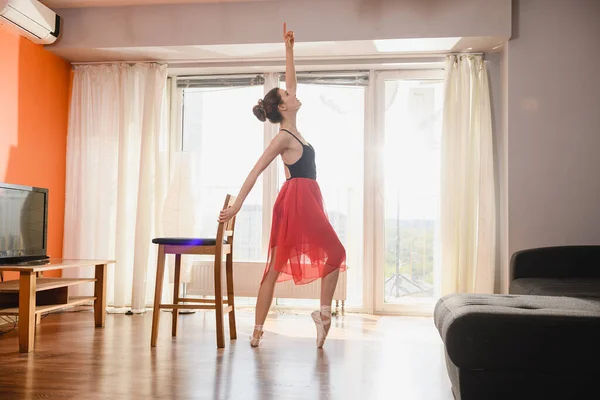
(372, 69), (446, 315)
(168, 66), (445, 314)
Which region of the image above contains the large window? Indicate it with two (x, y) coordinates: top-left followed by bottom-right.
(177, 72), (367, 307)
(174, 68), (444, 313)
(180, 76), (265, 261)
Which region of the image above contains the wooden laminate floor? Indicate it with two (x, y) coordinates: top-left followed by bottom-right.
(0, 308), (452, 400)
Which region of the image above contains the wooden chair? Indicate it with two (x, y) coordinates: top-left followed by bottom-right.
(150, 194), (237, 348)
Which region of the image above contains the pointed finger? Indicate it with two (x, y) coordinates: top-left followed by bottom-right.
(283, 22), (287, 37)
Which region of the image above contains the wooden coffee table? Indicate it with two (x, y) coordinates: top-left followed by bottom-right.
(0, 259), (114, 353)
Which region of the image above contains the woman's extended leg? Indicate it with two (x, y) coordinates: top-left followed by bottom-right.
(313, 237), (346, 348)
(320, 235), (346, 310)
(251, 250), (280, 345)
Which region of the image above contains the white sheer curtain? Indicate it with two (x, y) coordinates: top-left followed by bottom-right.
(63, 63), (169, 312)
(441, 54), (496, 294)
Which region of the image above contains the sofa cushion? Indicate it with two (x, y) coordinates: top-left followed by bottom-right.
(434, 294), (600, 371)
(510, 278), (600, 298)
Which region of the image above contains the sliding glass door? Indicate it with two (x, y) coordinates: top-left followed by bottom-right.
(179, 76), (266, 262)
(374, 71), (445, 313)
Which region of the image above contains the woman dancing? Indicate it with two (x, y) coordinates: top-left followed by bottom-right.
(219, 23), (346, 348)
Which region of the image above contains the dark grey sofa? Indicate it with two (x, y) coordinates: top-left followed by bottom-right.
(434, 246), (600, 400)
(510, 246), (600, 298)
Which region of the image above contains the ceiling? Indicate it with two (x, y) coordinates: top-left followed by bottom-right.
(40, 0), (507, 65)
(41, 0), (270, 8)
(51, 36), (505, 64)
(58, 38), (460, 61)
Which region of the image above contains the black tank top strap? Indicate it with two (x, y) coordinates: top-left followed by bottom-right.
(280, 128), (305, 146)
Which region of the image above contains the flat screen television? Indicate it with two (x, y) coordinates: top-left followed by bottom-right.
(0, 183), (49, 265)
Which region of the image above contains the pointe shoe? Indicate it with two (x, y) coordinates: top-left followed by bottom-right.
(249, 331), (264, 348)
(311, 311), (331, 348)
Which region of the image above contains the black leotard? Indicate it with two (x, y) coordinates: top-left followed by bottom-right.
(281, 129), (317, 180)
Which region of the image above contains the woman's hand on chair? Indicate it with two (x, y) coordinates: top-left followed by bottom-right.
(219, 205), (240, 223)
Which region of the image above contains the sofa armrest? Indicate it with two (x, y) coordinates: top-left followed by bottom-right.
(510, 246), (600, 280)
(434, 294), (600, 371)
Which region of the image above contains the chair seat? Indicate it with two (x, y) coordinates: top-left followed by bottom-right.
(152, 237), (222, 246)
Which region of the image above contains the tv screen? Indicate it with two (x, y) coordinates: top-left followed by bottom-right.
(0, 183), (48, 264)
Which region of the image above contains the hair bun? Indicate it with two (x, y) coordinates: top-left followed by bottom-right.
(252, 99), (267, 122)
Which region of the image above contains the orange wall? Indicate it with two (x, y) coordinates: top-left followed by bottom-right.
(0, 27), (71, 280)
(0, 29), (20, 179)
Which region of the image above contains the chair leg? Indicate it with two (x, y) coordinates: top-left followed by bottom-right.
(214, 250), (225, 348)
(226, 252), (237, 340)
(172, 254), (182, 337)
(151, 245), (166, 347)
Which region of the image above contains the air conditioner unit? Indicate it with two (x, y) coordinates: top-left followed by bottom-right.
(0, 0), (62, 45)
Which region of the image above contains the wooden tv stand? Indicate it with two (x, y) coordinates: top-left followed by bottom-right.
(0, 259), (114, 353)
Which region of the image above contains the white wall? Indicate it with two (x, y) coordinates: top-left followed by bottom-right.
(503, 0), (600, 287)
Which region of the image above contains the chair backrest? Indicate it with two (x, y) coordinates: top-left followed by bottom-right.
(216, 194), (237, 245)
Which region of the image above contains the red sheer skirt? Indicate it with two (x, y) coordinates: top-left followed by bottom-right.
(263, 178), (347, 285)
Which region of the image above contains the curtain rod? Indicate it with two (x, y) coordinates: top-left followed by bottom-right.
(68, 52), (489, 66)
(70, 55), (450, 66)
(448, 52), (485, 56)
(71, 60), (165, 65)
